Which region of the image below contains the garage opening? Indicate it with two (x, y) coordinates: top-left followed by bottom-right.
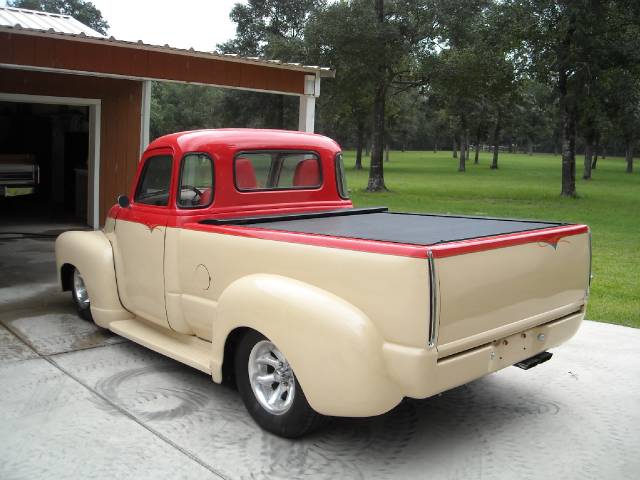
(0, 94), (100, 228)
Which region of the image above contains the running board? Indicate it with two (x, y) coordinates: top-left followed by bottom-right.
(514, 351), (553, 370)
(109, 319), (212, 374)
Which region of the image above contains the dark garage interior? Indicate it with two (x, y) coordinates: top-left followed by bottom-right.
(0, 101), (89, 225)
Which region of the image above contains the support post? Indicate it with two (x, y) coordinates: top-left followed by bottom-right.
(298, 74), (320, 133)
(88, 103), (101, 229)
(140, 80), (152, 154)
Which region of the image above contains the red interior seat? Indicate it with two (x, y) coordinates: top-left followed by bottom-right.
(293, 159), (320, 187)
(198, 188), (212, 206)
(236, 157), (257, 189)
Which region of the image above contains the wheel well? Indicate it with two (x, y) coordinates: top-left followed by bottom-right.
(60, 263), (74, 291)
(221, 327), (251, 387)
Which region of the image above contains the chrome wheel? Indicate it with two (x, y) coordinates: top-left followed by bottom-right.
(73, 269), (90, 308)
(248, 340), (295, 415)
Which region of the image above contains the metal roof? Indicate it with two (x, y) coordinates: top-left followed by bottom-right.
(0, 6), (334, 78)
(0, 6), (104, 37)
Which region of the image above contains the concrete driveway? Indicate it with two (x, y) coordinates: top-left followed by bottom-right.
(1, 223), (639, 479)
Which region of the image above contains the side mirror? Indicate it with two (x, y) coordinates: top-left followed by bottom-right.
(117, 195), (130, 208)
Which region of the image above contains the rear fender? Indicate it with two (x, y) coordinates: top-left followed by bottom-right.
(55, 230), (132, 328)
(213, 274), (403, 417)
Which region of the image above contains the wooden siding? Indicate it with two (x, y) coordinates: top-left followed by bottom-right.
(0, 68), (142, 221)
(0, 31), (307, 95)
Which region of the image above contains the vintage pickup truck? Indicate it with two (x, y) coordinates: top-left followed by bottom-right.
(55, 129), (591, 437)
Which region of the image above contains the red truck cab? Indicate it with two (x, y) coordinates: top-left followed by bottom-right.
(111, 128), (352, 229)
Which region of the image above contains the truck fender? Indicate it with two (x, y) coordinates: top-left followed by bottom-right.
(213, 274), (403, 417)
(55, 230), (132, 328)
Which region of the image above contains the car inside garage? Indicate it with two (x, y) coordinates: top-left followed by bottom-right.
(0, 101), (90, 225)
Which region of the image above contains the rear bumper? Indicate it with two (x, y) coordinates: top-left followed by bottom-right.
(383, 309), (584, 400)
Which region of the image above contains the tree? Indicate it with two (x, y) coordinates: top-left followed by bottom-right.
(9, 0), (109, 35)
(602, 68), (640, 174)
(150, 83), (223, 140)
(217, 0), (324, 130)
(307, 0), (438, 190)
(305, 0), (376, 169)
(521, 0), (640, 194)
(428, 0), (515, 172)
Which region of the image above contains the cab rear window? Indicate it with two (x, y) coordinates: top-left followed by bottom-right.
(234, 151), (322, 191)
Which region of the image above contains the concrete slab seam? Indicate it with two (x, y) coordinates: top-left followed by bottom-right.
(2, 322), (228, 480)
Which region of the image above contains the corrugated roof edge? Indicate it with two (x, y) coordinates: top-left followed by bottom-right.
(0, 6), (104, 37)
(0, 22), (335, 78)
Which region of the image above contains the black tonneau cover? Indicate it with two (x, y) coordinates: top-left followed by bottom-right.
(202, 208), (563, 246)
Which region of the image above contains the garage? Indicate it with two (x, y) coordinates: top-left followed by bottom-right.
(0, 6), (330, 228)
(0, 98), (94, 225)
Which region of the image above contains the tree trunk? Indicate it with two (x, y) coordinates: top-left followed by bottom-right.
(592, 139), (599, 169)
(465, 136), (470, 161)
(355, 122), (364, 170)
(452, 138), (458, 158)
(458, 129), (467, 172)
(583, 140), (593, 180)
(433, 141), (438, 154)
(558, 14), (577, 197)
(559, 77), (577, 197)
(384, 144), (390, 162)
(366, 0), (387, 191)
(458, 113), (468, 172)
(527, 138), (533, 156)
(474, 138), (480, 164)
(626, 140), (634, 173)
(367, 81), (386, 190)
(490, 111), (501, 170)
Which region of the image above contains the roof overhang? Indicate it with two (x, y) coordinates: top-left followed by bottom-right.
(0, 26), (334, 97)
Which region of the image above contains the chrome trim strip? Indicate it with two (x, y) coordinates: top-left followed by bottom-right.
(427, 250), (440, 349)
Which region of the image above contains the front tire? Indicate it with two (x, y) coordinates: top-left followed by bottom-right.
(71, 267), (93, 322)
(235, 330), (324, 438)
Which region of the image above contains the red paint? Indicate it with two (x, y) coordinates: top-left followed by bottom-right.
(184, 222), (430, 258)
(107, 129), (589, 259)
(108, 129), (352, 222)
(428, 224), (589, 258)
(182, 222), (588, 259)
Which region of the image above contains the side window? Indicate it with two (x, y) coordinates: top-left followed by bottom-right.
(234, 151), (321, 191)
(134, 155), (173, 206)
(177, 153), (214, 208)
(335, 153), (349, 199)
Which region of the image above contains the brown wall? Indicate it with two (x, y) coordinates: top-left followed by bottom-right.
(0, 67), (142, 222)
(0, 31), (307, 95)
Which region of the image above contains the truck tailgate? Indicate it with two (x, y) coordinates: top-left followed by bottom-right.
(433, 231), (590, 357)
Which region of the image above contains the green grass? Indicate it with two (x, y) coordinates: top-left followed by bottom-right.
(343, 150), (640, 328)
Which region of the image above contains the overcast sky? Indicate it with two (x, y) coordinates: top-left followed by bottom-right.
(2, 0), (245, 52)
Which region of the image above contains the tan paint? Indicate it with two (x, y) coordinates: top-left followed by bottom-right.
(56, 223), (589, 417)
(111, 219), (168, 328)
(435, 233), (590, 356)
(169, 228), (431, 347)
(55, 229), (133, 328)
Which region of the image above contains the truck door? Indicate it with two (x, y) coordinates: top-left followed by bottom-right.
(112, 151), (174, 328)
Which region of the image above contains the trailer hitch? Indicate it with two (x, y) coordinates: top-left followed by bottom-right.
(514, 351), (553, 370)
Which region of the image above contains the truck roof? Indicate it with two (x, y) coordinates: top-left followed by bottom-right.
(147, 129), (341, 156)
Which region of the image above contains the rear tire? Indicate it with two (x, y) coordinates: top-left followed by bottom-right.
(71, 267), (93, 322)
(235, 330), (324, 438)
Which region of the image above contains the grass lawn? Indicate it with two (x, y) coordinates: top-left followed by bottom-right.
(343, 150), (639, 328)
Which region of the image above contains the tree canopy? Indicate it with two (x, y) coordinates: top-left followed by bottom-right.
(21, 0), (638, 196)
